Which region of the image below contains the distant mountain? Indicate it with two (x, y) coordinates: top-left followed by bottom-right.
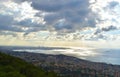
(7, 51), (120, 77)
(0, 52), (58, 77)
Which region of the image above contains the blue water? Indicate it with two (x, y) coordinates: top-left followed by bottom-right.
(13, 47), (120, 65)
(85, 49), (120, 65)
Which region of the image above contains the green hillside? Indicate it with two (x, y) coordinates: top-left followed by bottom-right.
(0, 52), (58, 77)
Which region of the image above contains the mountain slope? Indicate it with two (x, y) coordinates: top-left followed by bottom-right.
(9, 52), (120, 77)
(0, 52), (58, 77)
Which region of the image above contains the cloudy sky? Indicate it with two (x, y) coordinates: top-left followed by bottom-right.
(0, 0), (120, 48)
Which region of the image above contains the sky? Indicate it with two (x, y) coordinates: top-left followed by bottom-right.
(0, 0), (120, 48)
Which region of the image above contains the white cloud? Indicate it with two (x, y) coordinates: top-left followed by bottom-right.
(90, 0), (120, 28)
(0, 0), (46, 37)
(2, 1), (45, 24)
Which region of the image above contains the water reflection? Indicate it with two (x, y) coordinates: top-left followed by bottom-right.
(13, 47), (120, 65)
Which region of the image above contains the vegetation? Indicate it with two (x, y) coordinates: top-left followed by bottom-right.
(0, 52), (58, 77)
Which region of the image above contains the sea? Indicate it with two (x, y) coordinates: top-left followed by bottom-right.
(12, 46), (120, 65)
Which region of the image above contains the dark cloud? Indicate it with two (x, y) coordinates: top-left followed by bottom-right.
(54, 21), (73, 31)
(94, 25), (117, 34)
(0, 14), (23, 32)
(0, 14), (13, 27)
(13, 0), (26, 3)
(31, 0), (81, 12)
(101, 25), (117, 31)
(32, 0), (96, 32)
(0, 14), (45, 34)
(0, 0), (97, 35)
(17, 18), (44, 27)
(43, 13), (61, 25)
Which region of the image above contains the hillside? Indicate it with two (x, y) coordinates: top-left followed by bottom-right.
(9, 52), (120, 77)
(0, 52), (58, 77)
(0, 46), (120, 77)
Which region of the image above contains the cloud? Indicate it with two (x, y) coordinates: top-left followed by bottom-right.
(94, 25), (117, 34)
(0, 0), (97, 35)
(0, 1), (45, 34)
(13, 0), (26, 3)
(31, 0), (96, 32)
(0, 31), (17, 37)
(0, 14), (24, 32)
(0, 0), (120, 42)
(0, 14), (13, 29)
(90, 0), (120, 28)
(108, 1), (119, 8)
(53, 19), (73, 32)
(88, 0), (120, 40)
(31, 0), (87, 12)
(101, 25), (117, 31)
(11, 0), (120, 34)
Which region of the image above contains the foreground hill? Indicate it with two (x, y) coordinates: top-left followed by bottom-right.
(8, 52), (120, 77)
(0, 52), (58, 77)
